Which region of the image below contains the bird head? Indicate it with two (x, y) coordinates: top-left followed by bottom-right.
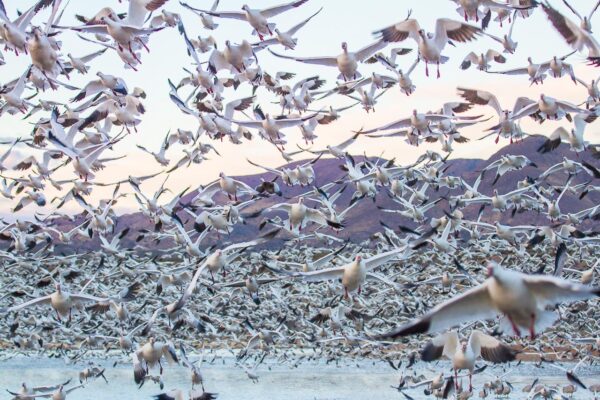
(461, 341), (467, 352)
(418, 29), (426, 39)
(55, 282), (62, 292)
(355, 254), (362, 262)
(341, 42), (348, 52)
(241, 4), (249, 11)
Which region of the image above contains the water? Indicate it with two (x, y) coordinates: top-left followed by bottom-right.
(1, 356), (598, 399)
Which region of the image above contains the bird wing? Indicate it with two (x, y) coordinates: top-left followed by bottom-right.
(374, 18), (421, 43)
(312, 243), (348, 269)
(360, 117), (411, 134)
(287, 7), (322, 36)
(6, 294), (52, 312)
(541, 2), (583, 48)
(374, 282), (496, 338)
(268, 49), (338, 67)
(355, 40), (387, 62)
(364, 246), (405, 270)
(434, 18), (481, 50)
(523, 275), (600, 307)
(470, 330), (517, 363)
(457, 87), (502, 116)
(261, 0), (310, 18)
(420, 331), (458, 361)
(294, 265), (346, 282)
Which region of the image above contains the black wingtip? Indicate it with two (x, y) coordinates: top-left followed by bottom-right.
(372, 318), (431, 340)
(420, 340), (443, 362)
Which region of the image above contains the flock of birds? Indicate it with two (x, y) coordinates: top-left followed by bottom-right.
(0, 0), (600, 399)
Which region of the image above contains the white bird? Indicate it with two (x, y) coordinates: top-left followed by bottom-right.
(253, 7), (322, 50)
(189, 0), (311, 40)
(266, 246), (406, 298)
(542, 2), (600, 66)
(269, 40), (387, 81)
(375, 262), (600, 339)
(460, 49), (506, 71)
(180, 0), (221, 30)
(420, 330), (517, 392)
(375, 18), (482, 77)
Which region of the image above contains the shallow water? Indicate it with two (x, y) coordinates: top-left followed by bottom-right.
(1, 357), (599, 399)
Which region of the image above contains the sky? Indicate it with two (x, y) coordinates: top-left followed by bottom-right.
(0, 0), (599, 218)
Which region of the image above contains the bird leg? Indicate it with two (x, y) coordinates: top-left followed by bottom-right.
(128, 42), (142, 64)
(425, 62), (429, 77)
(137, 37), (150, 53)
(344, 287), (349, 300)
(529, 313), (536, 339)
(358, 286), (362, 295)
(454, 369), (459, 390)
(469, 372), (473, 392)
(507, 315), (521, 337)
(437, 61), (440, 79)
(159, 360), (163, 375)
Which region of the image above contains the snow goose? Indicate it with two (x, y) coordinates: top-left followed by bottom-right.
(299, 132), (360, 158)
(7, 379), (73, 400)
(421, 330), (517, 391)
(374, 18), (482, 77)
(267, 197), (343, 233)
(560, 0), (600, 33)
(65, 49), (107, 74)
(266, 246), (406, 298)
(180, 1), (221, 30)
(359, 109), (457, 135)
(537, 114), (594, 153)
(58, 15), (164, 64)
(124, 0), (171, 27)
(512, 93), (586, 121)
(449, 0), (535, 27)
(575, 75), (600, 108)
(375, 56), (420, 95)
(492, 56), (549, 84)
(484, 10), (518, 53)
(0, 0), (52, 55)
(269, 40), (387, 81)
(135, 337), (178, 378)
(0, 66), (33, 115)
(227, 106), (317, 148)
(460, 49), (506, 71)
(72, 71), (128, 102)
(188, 0), (310, 40)
(375, 261), (600, 339)
(542, 2), (600, 66)
(457, 87), (536, 143)
(253, 7), (322, 50)
(208, 40), (256, 73)
(3, 281), (141, 322)
(7, 383), (85, 400)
